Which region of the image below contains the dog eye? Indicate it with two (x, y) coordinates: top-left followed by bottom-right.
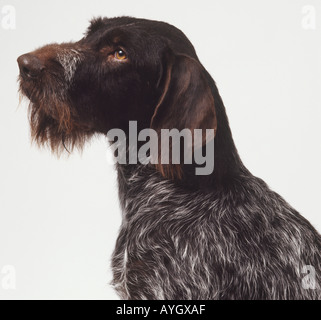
(114, 49), (127, 61)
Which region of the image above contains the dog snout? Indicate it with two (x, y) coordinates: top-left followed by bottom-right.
(17, 53), (45, 80)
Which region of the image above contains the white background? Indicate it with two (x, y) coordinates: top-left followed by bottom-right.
(0, 0), (320, 299)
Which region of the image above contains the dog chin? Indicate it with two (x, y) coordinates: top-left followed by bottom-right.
(28, 103), (94, 154)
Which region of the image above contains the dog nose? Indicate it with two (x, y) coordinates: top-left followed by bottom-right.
(17, 54), (44, 79)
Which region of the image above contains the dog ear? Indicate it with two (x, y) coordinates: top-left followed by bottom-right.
(150, 51), (217, 180)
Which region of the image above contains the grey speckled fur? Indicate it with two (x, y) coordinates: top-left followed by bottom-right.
(112, 163), (321, 300)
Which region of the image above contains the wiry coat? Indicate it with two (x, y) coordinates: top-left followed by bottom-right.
(112, 163), (321, 300)
(17, 16), (321, 300)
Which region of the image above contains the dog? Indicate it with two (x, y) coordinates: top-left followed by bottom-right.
(17, 16), (321, 300)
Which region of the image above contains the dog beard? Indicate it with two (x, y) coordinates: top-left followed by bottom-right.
(18, 76), (94, 155)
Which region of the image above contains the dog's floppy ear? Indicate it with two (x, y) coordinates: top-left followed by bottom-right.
(150, 51), (217, 180)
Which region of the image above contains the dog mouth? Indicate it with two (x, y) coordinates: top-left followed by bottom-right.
(18, 75), (41, 104)
(18, 70), (69, 126)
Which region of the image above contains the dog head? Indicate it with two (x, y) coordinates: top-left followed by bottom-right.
(18, 17), (218, 179)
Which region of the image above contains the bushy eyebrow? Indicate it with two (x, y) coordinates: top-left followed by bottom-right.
(84, 21), (130, 47)
(96, 30), (128, 50)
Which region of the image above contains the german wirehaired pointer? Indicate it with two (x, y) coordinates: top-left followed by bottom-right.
(17, 17), (321, 299)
